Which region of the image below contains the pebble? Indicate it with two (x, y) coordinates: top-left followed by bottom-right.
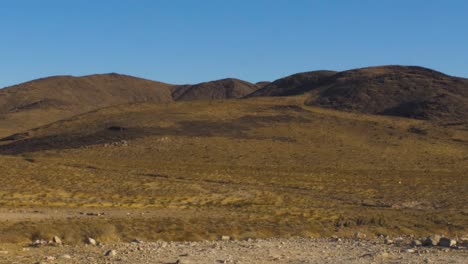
(105, 249), (117, 256)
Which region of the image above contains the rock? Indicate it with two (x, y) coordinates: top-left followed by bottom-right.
(132, 238), (142, 244)
(384, 238), (393, 245)
(59, 254), (72, 259)
(0, 250), (8, 254)
(423, 235), (440, 246)
(85, 237), (97, 246)
(438, 237), (456, 247)
(221, 236), (230, 241)
(406, 249), (415, 253)
(31, 239), (47, 247)
(105, 249), (117, 256)
(411, 240), (422, 247)
(52, 236), (62, 244)
(44, 256), (56, 260)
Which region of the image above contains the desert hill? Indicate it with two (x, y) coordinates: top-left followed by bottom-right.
(305, 66), (468, 122)
(0, 73), (174, 113)
(171, 78), (259, 101)
(0, 73), (174, 136)
(254, 81), (271, 89)
(247, 66), (468, 122)
(248, 70), (337, 97)
(1, 65), (467, 138)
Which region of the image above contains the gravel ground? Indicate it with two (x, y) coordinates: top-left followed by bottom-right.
(0, 238), (466, 264)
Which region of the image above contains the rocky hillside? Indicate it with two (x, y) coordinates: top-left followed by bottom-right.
(171, 78), (259, 101)
(0, 73), (174, 115)
(247, 70), (337, 97)
(305, 66), (468, 122)
(247, 66), (467, 122)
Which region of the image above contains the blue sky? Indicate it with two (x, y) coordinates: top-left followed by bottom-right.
(1, 0), (467, 87)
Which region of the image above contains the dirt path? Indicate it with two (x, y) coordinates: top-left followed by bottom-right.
(0, 238), (466, 264)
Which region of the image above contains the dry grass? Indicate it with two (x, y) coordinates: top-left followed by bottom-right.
(0, 96), (466, 243)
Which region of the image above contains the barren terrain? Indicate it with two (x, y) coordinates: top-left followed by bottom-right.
(0, 66), (466, 262)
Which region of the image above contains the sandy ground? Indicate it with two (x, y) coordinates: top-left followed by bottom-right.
(0, 238), (466, 264)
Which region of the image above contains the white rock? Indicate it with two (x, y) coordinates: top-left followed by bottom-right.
(221, 236), (230, 241)
(85, 237), (97, 246)
(52, 236), (62, 244)
(60, 254), (72, 259)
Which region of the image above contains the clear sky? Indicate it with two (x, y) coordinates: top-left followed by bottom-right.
(1, 0), (467, 87)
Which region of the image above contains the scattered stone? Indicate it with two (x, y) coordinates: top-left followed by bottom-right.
(406, 249), (416, 253)
(85, 237), (97, 246)
(104, 249), (117, 257)
(221, 236), (230, 241)
(423, 235), (440, 246)
(384, 238), (394, 245)
(438, 237), (456, 247)
(131, 239), (142, 244)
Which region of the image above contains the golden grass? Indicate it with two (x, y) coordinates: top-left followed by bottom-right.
(0, 96), (466, 243)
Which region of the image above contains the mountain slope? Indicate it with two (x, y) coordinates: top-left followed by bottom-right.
(0, 73), (174, 113)
(0, 73), (174, 136)
(171, 78), (259, 101)
(247, 71), (337, 97)
(304, 66), (468, 122)
(0, 97), (466, 241)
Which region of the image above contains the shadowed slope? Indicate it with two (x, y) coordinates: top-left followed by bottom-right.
(304, 66), (468, 122)
(247, 71), (337, 97)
